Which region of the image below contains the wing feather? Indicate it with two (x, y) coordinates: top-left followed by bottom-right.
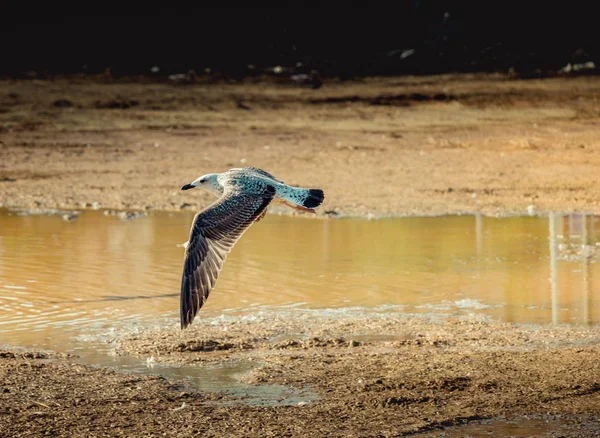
(180, 186), (275, 328)
(245, 167), (284, 183)
(229, 167), (284, 183)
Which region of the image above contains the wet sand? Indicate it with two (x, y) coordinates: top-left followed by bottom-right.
(2, 74), (600, 436)
(3, 314), (600, 437)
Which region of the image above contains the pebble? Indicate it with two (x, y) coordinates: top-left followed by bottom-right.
(61, 213), (79, 222)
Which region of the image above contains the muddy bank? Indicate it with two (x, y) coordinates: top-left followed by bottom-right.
(2, 74), (600, 217)
(3, 314), (600, 437)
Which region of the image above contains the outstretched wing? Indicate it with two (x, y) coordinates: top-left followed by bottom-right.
(180, 185), (276, 328)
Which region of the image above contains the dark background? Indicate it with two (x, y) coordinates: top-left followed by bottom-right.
(2, 3), (598, 78)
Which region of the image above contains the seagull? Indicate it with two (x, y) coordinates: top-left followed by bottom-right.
(179, 167), (325, 329)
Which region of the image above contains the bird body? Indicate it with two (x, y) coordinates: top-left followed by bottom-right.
(184, 167), (323, 213)
(179, 167), (324, 328)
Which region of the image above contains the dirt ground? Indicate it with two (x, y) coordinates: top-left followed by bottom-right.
(3, 314), (600, 437)
(2, 74), (600, 217)
(3, 74), (600, 437)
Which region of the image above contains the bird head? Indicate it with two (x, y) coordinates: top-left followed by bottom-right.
(181, 173), (220, 194)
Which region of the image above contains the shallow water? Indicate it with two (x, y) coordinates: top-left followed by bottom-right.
(1, 209), (599, 347)
(77, 348), (318, 407)
(421, 416), (600, 437)
(1, 209), (600, 403)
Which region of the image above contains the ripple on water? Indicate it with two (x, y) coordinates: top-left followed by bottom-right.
(2, 210), (600, 342)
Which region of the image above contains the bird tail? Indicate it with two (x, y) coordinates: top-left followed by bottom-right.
(278, 187), (325, 213)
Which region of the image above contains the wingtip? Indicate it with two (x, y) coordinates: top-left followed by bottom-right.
(180, 310), (194, 329)
(180, 306), (192, 329)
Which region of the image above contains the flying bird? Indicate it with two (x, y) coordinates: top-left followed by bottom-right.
(179, 167), (324, 329)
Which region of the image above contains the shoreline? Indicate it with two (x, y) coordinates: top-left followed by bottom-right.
(2, 202), (598, 220)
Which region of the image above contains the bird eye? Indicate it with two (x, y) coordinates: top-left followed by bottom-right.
(199, 178), (206, 184)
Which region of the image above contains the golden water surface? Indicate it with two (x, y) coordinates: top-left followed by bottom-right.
(0, 210), (599, 351)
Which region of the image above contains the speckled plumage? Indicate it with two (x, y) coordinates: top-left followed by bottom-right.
(179, 167), (324, 328)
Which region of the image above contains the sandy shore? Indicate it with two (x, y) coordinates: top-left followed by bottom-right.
(2, 74), (600, 217)
(2, 74), (600, 436)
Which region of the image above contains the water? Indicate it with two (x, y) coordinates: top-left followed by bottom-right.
(421, 416), (600, 437)
(1, 209), (600, 404)
(1, 209), (599, 345)
(78, 349), (318, 407)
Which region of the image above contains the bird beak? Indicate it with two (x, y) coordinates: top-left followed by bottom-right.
(181, 183), (195, 190)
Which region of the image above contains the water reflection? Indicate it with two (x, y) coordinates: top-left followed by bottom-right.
(1, 210), (600, 351)
(549, 213), (559, 324)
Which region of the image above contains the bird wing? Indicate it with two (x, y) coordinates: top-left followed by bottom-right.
(180, 185), (276, 329)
